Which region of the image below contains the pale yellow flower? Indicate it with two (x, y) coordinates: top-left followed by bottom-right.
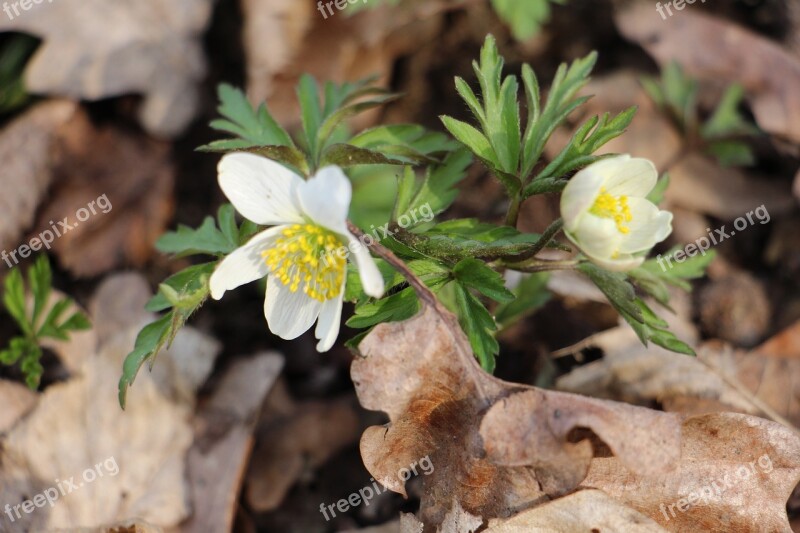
(560, 155), (672, 271)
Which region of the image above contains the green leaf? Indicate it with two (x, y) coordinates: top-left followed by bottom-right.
(634, 246), (716, 296)
(706, 140), (755, 167)
(579, 262), (642, 322)
(60, 311), (91, 331)
(199, 83), (293, 151)
(453, 283), (499, 373)
(318, 93), (401, 148)
(146, 262), (216, 312)
(701, 83), (759, 140)
(0, 35), (38, 115)
(580, 263), (695, 355)
(321, 143), (438, 167)
(199, 144), (310, 176)
(642, 62), (698, 133)
(529, 107), (636, 188)
(349, 124), (457, 157)
(3, 267), (29, 335)
(490, 0), (566, 41)
(156, 216), (238, 257)
(346, 286), (421, 328)
(403, 149), (472, 218)
(28, 254), (52, 329)
(522, 51), (597, 179)
(495, 272), (551, 327)
(37, 297), (71, 339)
(118, 314), (173, 408)
(453, 259), (514, 303)
(19, 342), (43, 389)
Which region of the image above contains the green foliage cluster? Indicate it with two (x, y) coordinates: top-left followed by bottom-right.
(642, 62), (760, 167)
(1, 256), (90, 388)
(120, 35), (711, 408)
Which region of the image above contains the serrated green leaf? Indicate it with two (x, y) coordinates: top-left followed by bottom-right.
(346, 286), (421, 328)
(199, 83), (293, 151)
(4, 268), (30, 335)
(29, 255), (52, 329)
(60, 311), (91, 331)
(522, 51), (597, 179)
(200, 145), (310, 176)
(146, 262), (216, 312)
(529, 106), (635, 187)
(118, 314), (173, 408)
(490, 0), (565, 41)
(453, 258), (514, 303)
(701, 83), (759, 140)
(453, 282), (499, 373)
(406, 148), (472, 217)
(156, 216), (238, 257)
(579, 262), (642, 322)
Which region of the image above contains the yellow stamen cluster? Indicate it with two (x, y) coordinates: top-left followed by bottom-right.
(590, 187), (633, 234)
(261, 224), (346, 302)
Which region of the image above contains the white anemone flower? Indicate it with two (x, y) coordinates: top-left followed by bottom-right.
(209, 153), (384, 351)
(560, 155), (673, 272)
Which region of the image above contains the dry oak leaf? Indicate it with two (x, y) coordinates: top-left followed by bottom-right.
(403, 490), (668, 533)
(352, 303), (683, 530)
(0, 0), (213, 137)
(581, 412), (800, 532)
(0, 99), (77, 253)
(0, 379), (38, 434)
(556, 318), (800, 428)
(615, 4), (800, 145)
(0, 274), (205, 532)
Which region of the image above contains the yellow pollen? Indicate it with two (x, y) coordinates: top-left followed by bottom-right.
(590, 187), (633, 234)
(261, 223), (346, 302)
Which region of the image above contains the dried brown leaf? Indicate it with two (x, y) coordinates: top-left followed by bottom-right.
(557, 319), (800, 428)
(0, 0), (213, 137)
(582, 413), (800, 532)
(0, 379), (37, 433)
(483, 489), (667, 532)
(353, 303), (683, 529)
(0, 100), (77, 253)
(183, 353), (284, 533)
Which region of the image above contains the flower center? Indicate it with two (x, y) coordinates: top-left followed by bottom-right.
(590, 187), (632, 234)
(261, 224), (346, 302)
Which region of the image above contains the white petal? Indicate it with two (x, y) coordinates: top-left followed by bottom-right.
(315, 289), (344, 352)
(617, 198), (673, 254)
(602, 156), (658, 198)
(568, 215), (622, 260)
(561, 164), (606, 232)
(583, 251), (645, 272)
(209, 226), (284, 300)
(345, 232), (384, 298)
(264, 276), (322, 340)
(218, 153), (304, 225)
(297, 166), (351, 234)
